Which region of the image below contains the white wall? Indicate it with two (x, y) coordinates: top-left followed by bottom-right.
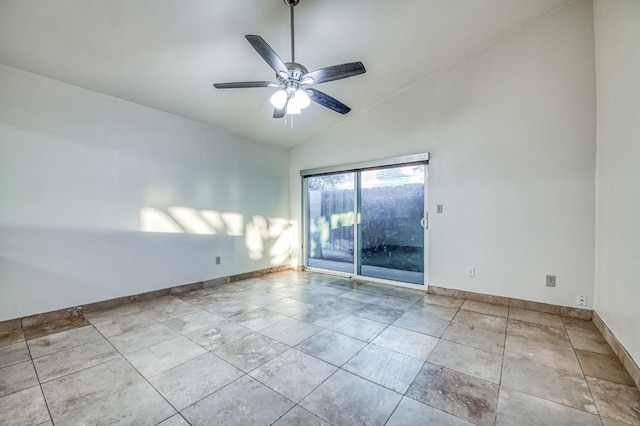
(593, 0), (640, 365)
(290, 0), (597, 308)
(0, 64), (290, 321)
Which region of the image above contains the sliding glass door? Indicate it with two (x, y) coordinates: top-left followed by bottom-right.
(306, 172), (355, 273)
(305, 163), (426, 285)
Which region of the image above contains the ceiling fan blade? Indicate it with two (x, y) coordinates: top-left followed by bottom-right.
(273, 107), (286, 119)
(213, 81), (280, 89)
(307, 88), (351, 114)
(303, 62), (366, 84)
(245, 35), (290, 77)
(273, 94), (291, 119)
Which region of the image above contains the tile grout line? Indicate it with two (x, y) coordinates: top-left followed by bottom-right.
(22, 333), (55, 425)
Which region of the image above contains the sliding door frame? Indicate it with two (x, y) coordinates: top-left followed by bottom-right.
(300, 153), (430, 288)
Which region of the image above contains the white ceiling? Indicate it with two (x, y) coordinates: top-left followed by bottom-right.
(0, 0), (572, 147)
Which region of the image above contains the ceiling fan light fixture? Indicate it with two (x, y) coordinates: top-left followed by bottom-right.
(212, 0), (366, 119)
(286, 103), (301, 115)
(291, 89), (310, 110)
(270, 90), (287, 108)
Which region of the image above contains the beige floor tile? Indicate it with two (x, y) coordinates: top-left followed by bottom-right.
(327, 315), (387, 342)
(453, 309), (507, 333)
(577, 349), (635, 386)
(124, 335), (207, 377)
(410, 302), (459, 321)
(300, 369), (402, 426)
(406, 363), (499, 426)
(108, 322), (179, 354)
(508, 307), (564, 328)
(56, 381), (175, 425)
(41, 357), (143, 419)
(162, 310), (224, 334)
(567, 329), (615, 355)
(91, 312), (158, 337)
(33, 339), (120, 382)
(272, 405), (331, 425)
(372, 294), (420, 311)
(343, 344), (424, 393)
(0, 361), (38, 398)
(460, 299), (508, 318)
(353, 302), (406, 324)
(418, 294), (464, 308)
(507, 319), (570, 347)
(601, 417), (634, 426)
(84, 304), (143, 324)
(293, 305), (349, 328)
(213, 333), (289, 372)
(587, 376), (640, 425)
(182, 375), (294, 426)
(0, 385), (50, 426)
(339, 290), (381, 304)
(561, 316), (598, 332)
(295, 329), (367, 367)
(185, 319), (252, 350)
(251, 349), (337, 402)
(138, 296), (202, 322)
(0, 329), (25, 347)
(504, 334), (582, 374)
(259, 317), (322, 346)
(27, 325), (103, 358)
(0, 341), (30, 369)
(23, 317), (90, 340)
(157, 414), (190, 426)
(393, 308), (451, 338)
(501, 356), (597, 414)
(149, 353), (242, 410)
(496, 386), (602, 426)
(387, 396), (473, 425)
(265, 297), (314, 316)
(372, 325), (438, 360)
(428, 339), (503, 383)
(442, 323), (505, 354)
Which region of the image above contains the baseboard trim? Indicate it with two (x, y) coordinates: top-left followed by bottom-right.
(0, 265), (292, 331)
(592, 312), (640, 389)
(428, 285), (592, 320)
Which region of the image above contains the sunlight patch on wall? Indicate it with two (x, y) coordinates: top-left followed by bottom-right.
(221, 212), (244, 236)
(168, 207), (215, 234)
(140, 207), (183, 233)
(140, 206), (295, 266)
(245, 218), (264, 260)
(200, 210), (227, 233)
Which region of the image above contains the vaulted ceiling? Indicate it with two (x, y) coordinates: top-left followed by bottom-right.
(0, 0), (572, 147)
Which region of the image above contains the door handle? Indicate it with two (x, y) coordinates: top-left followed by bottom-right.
(421, 214), (428, 229)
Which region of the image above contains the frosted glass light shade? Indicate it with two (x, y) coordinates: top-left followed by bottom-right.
(269, 90), (287, 109)
(291, 89), (310, 109)
(286, 103), (301, 115)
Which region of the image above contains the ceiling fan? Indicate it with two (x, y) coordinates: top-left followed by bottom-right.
(213, 0), (366, 118)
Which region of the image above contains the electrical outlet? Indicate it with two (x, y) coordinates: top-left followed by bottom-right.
(436, 204), (443, 214)
(466, 267), (475, 278)
(546, 275), (556, 287)
(577, 294), (587, 306)
(215, 256), (221, 265)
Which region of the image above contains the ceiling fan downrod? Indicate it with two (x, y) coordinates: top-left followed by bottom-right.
(284, 0), (300, 63)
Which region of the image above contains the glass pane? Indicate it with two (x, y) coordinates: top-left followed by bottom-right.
(306, 172), (355, 273)
(359, 165), (424, 284)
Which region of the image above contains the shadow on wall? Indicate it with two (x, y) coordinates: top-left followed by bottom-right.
(140, 207), (294, 266)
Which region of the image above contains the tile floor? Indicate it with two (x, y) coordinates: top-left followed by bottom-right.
(1, 271), (639, 425)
